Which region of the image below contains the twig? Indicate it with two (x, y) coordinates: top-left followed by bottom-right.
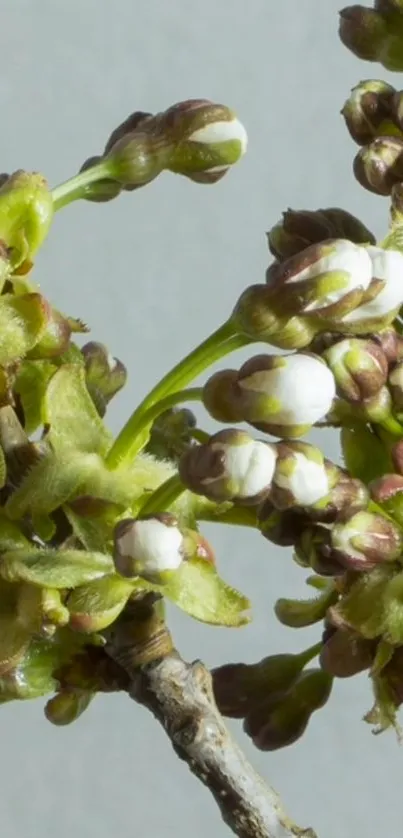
(105, 611), (317, 838)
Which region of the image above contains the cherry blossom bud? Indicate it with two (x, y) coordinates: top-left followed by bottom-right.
(294, 525), (345, 576)
(202, 369), (244, 423)
(145, 406), (197, 463)
(324, 337), (388, 403)
(113, 513), (184, 582)
(232, 285), (317, 349)
(339, 246), (403, 331)
(243, 669), (333, 751)
(369, 473), (403, 526)
(341, 79), (396, 145)
(267, 207), (375, 261)
(234, 353), (336, 438)
(354, 137), (403, 195)
(270, 441), (334, 510)
(265, 239), (373, 318)
(331, 510), (402, 571)
(258, 500), (308, 547)
(178, 428), (277, 504)
(339, 6), (388, 62)
(320, 629), (375, 677)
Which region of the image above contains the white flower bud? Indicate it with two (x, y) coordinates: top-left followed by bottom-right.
(342, 246), (403, 324)
(114, 515), (184, 579)
(237, 353), (336, 435)
(189, 117), (248, 170)
(210, 437), (277, 499)
(275, 452), (330, 506)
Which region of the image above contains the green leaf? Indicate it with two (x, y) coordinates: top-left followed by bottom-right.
(0, 638), (59, 700)
(341, 426), (393, 484)
(63, 504), (118, 553)
(274, 586), (338, 628)
(331, 566), (394, 639)
(0, 547), (113, 588)
(44, 364), (111, 454)
(0, 293), (48, 364)
(157, 558), (250, 626)
(0, 615), (31, 675)
(67, 574), (133, 632)
(0, 516), (30, 552)
(5, 450), (97, 519)
(14, 360), (56, 434)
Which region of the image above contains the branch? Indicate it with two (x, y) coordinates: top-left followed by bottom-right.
(108, 640), (318, 838)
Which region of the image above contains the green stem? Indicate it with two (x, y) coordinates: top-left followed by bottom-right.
(51, 160), (113, 211)
(191, 428), (211, 444)
(298, 641), (323, 667)
(139, 474), (185, 515)
(140, 387), (203, 427)
(198, 504), (258, 528)
(106, 321), (248, 468)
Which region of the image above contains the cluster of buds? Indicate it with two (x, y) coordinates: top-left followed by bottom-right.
(339, 3), (403, 72)
(212, 648), (332, 750)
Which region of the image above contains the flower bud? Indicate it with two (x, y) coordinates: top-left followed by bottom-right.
(212, 647), (317, 718)
(320, 629), (375, 677)
(78, 156), (122, 202)
(270, 441), (334, 510)
(0, 171), (53, 269)
(267, 207), (376, 262)
(178, 429), (277, 504)
(162, 100), (248, 183)
(234, 353), (336, 438)
(265, 239), (373, 319)
(294, 525), (345, 576)
(202, 369), (244, 423)
(113, 513), (184, 582)
(243, 669), (333, 751)
(145, 406), (197, 463)
(274, 584), (337, 628)
(339, 7), (388, 62)
(82, 341), (127, 417)
(258, 500), (308, 546)
(340, 246), (403, 331)
(354, 137), (403, 195)
(232, 285), (317, 349)
(45, 688), (93, 726)
(342, 80), (396, 145)
(324, 337), (388, 403)
(103, 111), (153, 156)
(369, 473), (403, 526)
(331, 510), (402, 570)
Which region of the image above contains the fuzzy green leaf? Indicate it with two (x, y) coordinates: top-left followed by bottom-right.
(0, 547), (113, 588)
(14, 360), (56, 434)
(158, 558), (250, 626)
(331, 566), (394, 639)
(0, 517), (30, 552)
(0, 293), (49, 364)
(67, 574), (133, 632)
(44, 364), (111, 454)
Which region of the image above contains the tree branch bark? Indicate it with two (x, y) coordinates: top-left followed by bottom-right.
(107, 632), (318, 838)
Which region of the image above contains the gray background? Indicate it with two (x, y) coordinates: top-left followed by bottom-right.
(1, 2), (400, 837)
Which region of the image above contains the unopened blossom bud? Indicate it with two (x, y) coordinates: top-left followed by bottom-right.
(370, 473), (403, 526)
(234, 353), (336, 438)
(28, 308), (88, 360)
(342, 80), (396, 145)
(370, 326), (403, 364)
(354, 136), (403, 195)
(267, 207), (376, 262)
(232, 285), (317, 349)
(243, 669), (333, 751)
(103, 111), (153, 156)
(212, 646), (318, 718)
(178, 429), (277, 505)
(202, 369), (244, 423)
(163, 100), (248, 183)
(294, 525), (345, 576)
(270, 441), (335, 511)
(340, 246), (403, 332)
(320, 629), (375, 677)
(331, 510), (402, 570)
(258, 500), (308, 546)
(79, 156), (122, 202)
(265, 239), (373, 318)
(113, 513), (184, 582)
(339, 6), (388, 62)
(324, 337), (388, 403)
(0, 171), (53, 269)
(82, 341), (127, 417)
(145, 406), (197, 463)
(375, 0), (403, 12)
(45, 688), (93, 726)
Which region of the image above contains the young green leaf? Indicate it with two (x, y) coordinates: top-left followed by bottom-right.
(43, 364), (112, 454)
(66, 574), (134, 632)
(14, 360), (56, 434)
(0, 547), (113, 588)
(0, 293), (49, 364)
(157, 557), (250, 626)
